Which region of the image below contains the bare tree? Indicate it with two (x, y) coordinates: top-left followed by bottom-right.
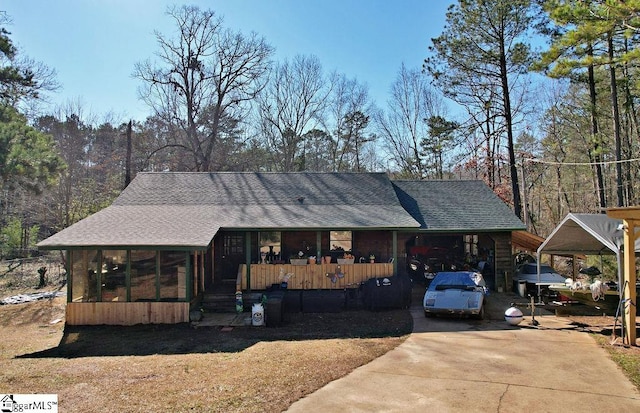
(133, 5), (273, 171)
(326, 73), (375, 171)
(257, 54), (330, 171)
(375, 64), (444, 178)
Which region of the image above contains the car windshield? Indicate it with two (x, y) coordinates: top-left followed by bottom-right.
(428, 272), (478, 291)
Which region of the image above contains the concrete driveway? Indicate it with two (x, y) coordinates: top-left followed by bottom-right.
(287, 293), (640, 412)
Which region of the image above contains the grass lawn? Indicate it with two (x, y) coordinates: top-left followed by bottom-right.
(2, 259), (639, 412)
(0, 295), (412, 413)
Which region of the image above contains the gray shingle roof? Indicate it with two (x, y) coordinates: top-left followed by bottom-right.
(37, 205), (221, 249)
(39, 172), (421, 249)
(115, 172), (404, 206)
(392, 180), (525, 231)
(39, 174), (523, 249)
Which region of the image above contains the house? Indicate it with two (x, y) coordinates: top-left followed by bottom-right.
(37, 172), (525, 325)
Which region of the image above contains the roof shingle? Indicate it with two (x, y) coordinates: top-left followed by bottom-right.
(392, 180), (525, 231)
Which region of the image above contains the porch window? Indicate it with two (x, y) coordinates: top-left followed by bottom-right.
(130, 250), (156, 301)
(101, 250), (127, 302)
(159, 251), (187, 301)
(259, 231), (281, 263)
(70, 250), (99, 302)
(330, 231), (352, 252)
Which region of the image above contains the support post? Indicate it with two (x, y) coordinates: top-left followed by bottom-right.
(245, 232), (252, 291)
(623, 219), (637, 345)
(392, 231), (398, 274)
(606, 207), (640, 346)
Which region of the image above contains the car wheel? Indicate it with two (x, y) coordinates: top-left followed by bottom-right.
(476, 306), (485, 320)
(424, 311), (432, 318)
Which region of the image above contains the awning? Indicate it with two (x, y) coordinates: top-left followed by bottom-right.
(536, 213), (640, 286)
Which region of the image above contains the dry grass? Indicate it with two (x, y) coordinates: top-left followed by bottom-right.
(4, 258), (640, 411)
(0, 293), (411, 413)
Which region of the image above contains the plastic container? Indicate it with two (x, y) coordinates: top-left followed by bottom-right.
(235, 291), (243, 313)
(518, 280), (527, 297)
(266, 296), (284, 327)
(252, 303), (264, 326)
(504, 307), (524, 325)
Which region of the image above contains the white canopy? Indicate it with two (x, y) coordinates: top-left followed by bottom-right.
(537, 212), (640, 288)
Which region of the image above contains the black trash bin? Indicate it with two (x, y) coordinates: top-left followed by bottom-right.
(302, 290), (344, 313)
(362, 274), (412, 310)
(265, 291), (285, 327)
(283, 290), (301, 313)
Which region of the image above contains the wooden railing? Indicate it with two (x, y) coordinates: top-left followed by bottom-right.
(238, 263), (394, 290)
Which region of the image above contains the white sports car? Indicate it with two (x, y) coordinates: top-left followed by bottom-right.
(423, 271), (487, 319)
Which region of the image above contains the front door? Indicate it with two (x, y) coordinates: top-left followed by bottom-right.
(214, 232), (245, 287)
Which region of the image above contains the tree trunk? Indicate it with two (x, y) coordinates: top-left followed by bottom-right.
(587, 47), (606, 211)
(499, 42), (522, 219)
(608, 33), (624, 207)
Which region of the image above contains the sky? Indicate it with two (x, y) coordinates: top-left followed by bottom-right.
(2, 0), (453, 123)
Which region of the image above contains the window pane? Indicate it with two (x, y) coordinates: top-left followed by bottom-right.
(71, 250), (98, 302)
(131, 250), (156, 302)
(102, 250), (128, 302)
(259, 231), (281, 263)
(160, 251), (187, 301)
(224, 235), (244, 255)
(330, 231), (352, 252)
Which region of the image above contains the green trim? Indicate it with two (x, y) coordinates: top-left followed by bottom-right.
(397, 228), (523, 234)
(245, 232), (251, 291)
(185, 251), (192, 301)
(96, 250), (103, 302)
(155, 252), (161, 301)
(392, 231), (398, 274)
(66, 250), (71, 303)
(126, 250), (131, 302)
(39, 245), (208, 251)
(316, 231), (322, 258)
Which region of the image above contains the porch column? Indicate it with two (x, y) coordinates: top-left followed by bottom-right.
(316, 231), (322, 259)
(245, 232), (252, 291)
(392, 231), (398, 274)
(622, 219), (637, 345)
(607, 207), (640, 346)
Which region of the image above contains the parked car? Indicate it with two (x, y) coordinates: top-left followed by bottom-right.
(513, 262), (567, 299)
(423, 271), (487, 319)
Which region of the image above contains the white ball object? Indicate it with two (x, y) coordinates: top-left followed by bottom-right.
(504, 307), (524, 325)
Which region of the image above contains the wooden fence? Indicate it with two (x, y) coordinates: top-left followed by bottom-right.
(238, 263), (394, 290)
(66, 302), (190, 325)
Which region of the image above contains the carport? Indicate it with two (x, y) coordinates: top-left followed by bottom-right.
(536, 213), (639, 345)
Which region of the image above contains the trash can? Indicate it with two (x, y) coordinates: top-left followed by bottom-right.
(266, 292), (285, 327)
(362, 274), (412, 310)
(283, 290), (301, 313)
(518, 280), (527, 297)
